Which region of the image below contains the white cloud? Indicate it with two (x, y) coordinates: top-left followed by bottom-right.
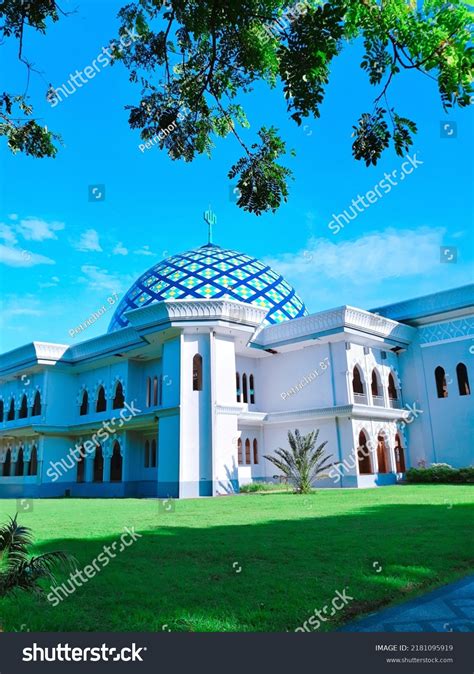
(38, 275), (60, 288)
(0, 223), (18, 245)
(74, 229), (103, 252)
(17, 217), (65, 241)
(113, 242), (128, 256)
(134, 245), (154, 256)
(0, 245), (55, 267)
(79, 265), (123, 293)
(8, 213), (18, 221)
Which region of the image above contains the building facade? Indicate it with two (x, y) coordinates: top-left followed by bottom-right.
(0, 242), (472, 499)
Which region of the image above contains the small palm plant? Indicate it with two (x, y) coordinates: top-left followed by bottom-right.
(0, 515), (76, 598)
(264, 429), (337, 494)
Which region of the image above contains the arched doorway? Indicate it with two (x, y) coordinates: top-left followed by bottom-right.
(93, 444), (104, 482)
(394, 433), (406, 472)
(3, 448), (12, 476)
(376, 434), (391, 474)
(29, 446), (38, 475)
(110, 441), (122, 482)
(357, 431), (372, 475)
(15, 448), (24, 476)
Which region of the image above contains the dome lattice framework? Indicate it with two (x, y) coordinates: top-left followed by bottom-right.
(108, 243), (308, 332)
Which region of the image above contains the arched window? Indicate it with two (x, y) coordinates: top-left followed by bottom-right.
(96, 386), (107, 412)
(0, 400), (3, 422)
(31, 391), (41, 416)
(146, 377), (151, 407)
(357, 431), (372, 475)
(112, 382), (125, 409)
(456, 362), (470, 396)
(352, 366), (364, 394)
(376, 435), (390, 474)
(110, 441), (122, 482)
(253, 439), (258, 464)
(80, 390), (89, 416)
(236, 373), (241, 403)
(16, 448), (24, 476)
(29, 446), (38, 476)
(77, 450), (85, 483)
(388, 372), (398, 400)
(153, 376), (158, 406)
(151, 439), (157, 468)
(193, 354), (203, 391)
(7, 398), (15, 421)
(249, 375), (255, 404)
(93, 444), (104, 482)
(394, 433), (406, 472)
(237, 438), (243, 465)
(144, 440), (150, 468)
(245, 438), (251, 465)
(434, 366), (448, 398)
(19, 394), (28, 419)
(371, 370), (379, 397)
(3, 448), (11, 476)
(242, 373), (248, 403)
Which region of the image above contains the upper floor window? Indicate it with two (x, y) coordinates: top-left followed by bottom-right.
(249, 374), (255, 404)
(434, 366), (448, 398)
(112, 381), (125, 409)
(371, 369), (381, 397)
(193, 354), (203, 391)
(80, 390), (89, 416)
(146, 376), (151, 407)
(242, 373), (248, 403)
(153, 376), (158, 406)
(388, 372), (398, 400)
(352, 366), (364, 395)
(456, 362), (470, 396)
(96, 386), (107, 412)
(7, 398), (15, 421)
(32, 390), (41, 416)
(253, 439), (258, 464)
(236, 372), (241, 403)
(19, 394), (28, 419)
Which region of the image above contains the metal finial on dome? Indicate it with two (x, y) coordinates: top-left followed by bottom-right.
(203, 206), (217, 245)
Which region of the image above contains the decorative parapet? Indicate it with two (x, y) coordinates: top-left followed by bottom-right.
(418, 317), (474, 345)
(371, 284), (474, 323)
(251, 305), (416, 349)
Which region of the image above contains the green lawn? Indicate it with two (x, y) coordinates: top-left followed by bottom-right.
(0, 485), (472, 632)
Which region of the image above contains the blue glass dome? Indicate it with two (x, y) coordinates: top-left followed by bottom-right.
(108, 243), (308, 332)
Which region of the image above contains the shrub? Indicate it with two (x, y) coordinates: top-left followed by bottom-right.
(406, 465), (474, 484)
(239, 482), (284, 493)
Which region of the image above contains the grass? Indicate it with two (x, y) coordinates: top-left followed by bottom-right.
(0, 485), (472, 632)
(239, 481), (287, 493)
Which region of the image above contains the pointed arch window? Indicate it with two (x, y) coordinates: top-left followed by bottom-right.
(93, 444), (104, 482)
(352, 366), (364, 394)
(193, 354), (203, 391)
(371, 370), (379, 397)
(146, 377), (151, 407)
(3, 448), (11, 476)
(394, 433), (406, 472)
(7, 398), (15, 421)
(236, 372), (241, 403)
(15, 448), (24, 476)
(388, 372), (398, 400)
(96, 386), (107, 412)
(242, 373), (248, 403)
(32, 391), (41, 416)
(253, 439), (258, 464)
(19, 394), (28, 419)
(112, 381), (125, 409)
(456, 363), (470, 396)
(110, 441), (122, 482)
(245, 438), (251, 465)
(357, 431), (372, 475)
(151, 439), (157, 467)
(237, 438), (243, 465)
(435, 366), (448, 398)
(77, 450), (85, 483)
(29, 445), (38, 476)
(80, 390), (89, 416)
(249, 374), (255, 404)
(153, 376), (158, 406)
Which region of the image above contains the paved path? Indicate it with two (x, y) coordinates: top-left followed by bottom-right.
(340, 575), (474, 632)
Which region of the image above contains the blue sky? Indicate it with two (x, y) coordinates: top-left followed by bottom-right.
(1, 0), (473, 353)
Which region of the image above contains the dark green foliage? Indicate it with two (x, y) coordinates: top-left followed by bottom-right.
(264, 428), (337, 494)
(0, 514), (76, 598)
(406, 465), (474, 484)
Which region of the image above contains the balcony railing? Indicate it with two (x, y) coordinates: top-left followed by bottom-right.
(372, 395), (385, 407)
(353, 393), (368, 405)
